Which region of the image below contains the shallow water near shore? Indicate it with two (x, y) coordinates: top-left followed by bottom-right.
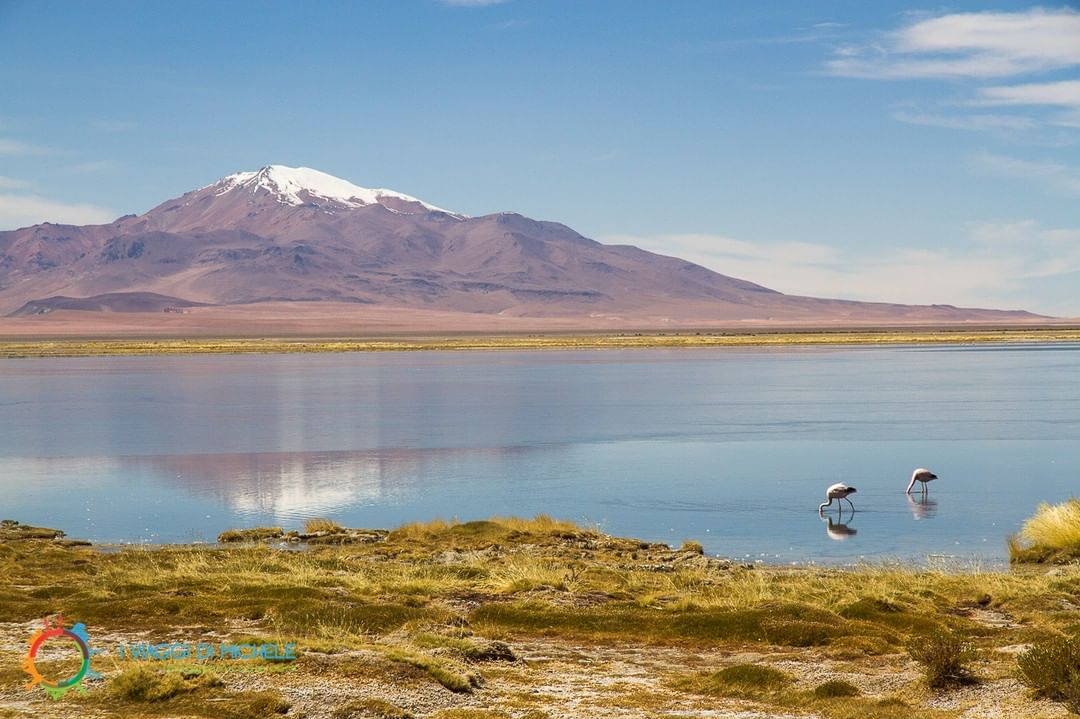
(2, 343), (1079, 562)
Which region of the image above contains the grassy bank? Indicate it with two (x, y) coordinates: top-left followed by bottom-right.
(2, 517), (1080, 718)
(1, 327), (1080, 358)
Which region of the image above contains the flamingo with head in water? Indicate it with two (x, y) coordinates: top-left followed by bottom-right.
(819, 483), (857, 514)
(906, 468), (938, 495)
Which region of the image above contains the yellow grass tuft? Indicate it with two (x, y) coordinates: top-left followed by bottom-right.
(390, 517), (458, 540)
(488, 514), (587, 534)
(679, 540), (705, 555)
(1012, 499), (1080, 562)
(304, 518), (343, 534)
(389, 515), (589, 543)
(1022, 499), (1080, 548)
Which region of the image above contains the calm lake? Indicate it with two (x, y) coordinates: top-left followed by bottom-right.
(2, 344), (1079, 563)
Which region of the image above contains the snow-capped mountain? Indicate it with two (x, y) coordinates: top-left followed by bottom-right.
(212, 165), (457, 215)
(0, 166), (1044, 324)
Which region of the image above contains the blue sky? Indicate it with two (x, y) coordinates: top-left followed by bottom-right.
(1, 1), (1078, 314)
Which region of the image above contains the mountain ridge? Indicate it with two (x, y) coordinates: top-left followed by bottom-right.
(0, 165), (1047, 326)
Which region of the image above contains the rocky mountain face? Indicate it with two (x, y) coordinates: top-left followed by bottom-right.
(0, 165), (1043, 323)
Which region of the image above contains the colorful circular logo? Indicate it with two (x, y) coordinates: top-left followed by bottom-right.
(23, 615), (101, 699)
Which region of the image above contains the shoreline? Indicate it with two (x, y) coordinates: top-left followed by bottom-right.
(22, 529), (1020, 570)
(2, 326), (1080, 358)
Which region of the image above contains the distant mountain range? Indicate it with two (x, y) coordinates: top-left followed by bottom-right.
(0, 165), (1045, 328)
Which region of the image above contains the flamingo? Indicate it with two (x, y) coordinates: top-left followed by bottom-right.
(818, 483), (857, 514)
(905, 468), (938, 495)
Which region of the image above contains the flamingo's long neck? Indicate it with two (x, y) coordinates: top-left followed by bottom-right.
(905, 475), (918, 494)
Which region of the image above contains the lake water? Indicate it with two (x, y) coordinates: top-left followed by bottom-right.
(2, 344), (1079, 563)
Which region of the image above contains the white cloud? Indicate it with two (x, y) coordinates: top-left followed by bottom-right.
(891, 110), (1037, 131)
(604, 222), (1080, 316)
(970, 218), (1080, 247)
(977, 79), (1080, 108)
(975, 152), (1080, 196)
(0, 138), (55, 156)
(973, 79), (1080, 127)
(826, 9), (1080, 138)
(828, 8), (1080, 79)
(0, 194), (115, 230)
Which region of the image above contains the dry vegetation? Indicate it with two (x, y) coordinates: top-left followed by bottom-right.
(1010, 499), (1080, 563)
(1, 327), (1079, 358)
(1, 514), (1079, 718)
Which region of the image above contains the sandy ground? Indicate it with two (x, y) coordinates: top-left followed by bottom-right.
(0, 302), (1074, 339)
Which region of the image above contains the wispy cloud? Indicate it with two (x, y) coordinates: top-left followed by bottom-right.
(977, 79), (1080, 108)
(892, 110), (1037, 132)
(827, 8), (1080, 79)
(975, 152), (1080, 196)
(973, 79), (1080, 128)
(604, 222), (1080, 316)
(827, 8), (1080, 145)
(970, 219), (1080, 248)
(0, 138), (56, 156)
(0, 193), (115, 230)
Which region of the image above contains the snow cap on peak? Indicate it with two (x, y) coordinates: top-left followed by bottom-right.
(216, 165), (457, 215)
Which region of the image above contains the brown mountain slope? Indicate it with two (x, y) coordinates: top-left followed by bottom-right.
(0, 165), (1045, 326)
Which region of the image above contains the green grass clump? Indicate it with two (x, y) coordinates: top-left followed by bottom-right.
(384, 648), (479, 693)
(1011, 499), (1080, 563)
(676, 663), (792, 699)
(103, 666), (293, 718)
(762, 618), (844, 647)
(1017, 635), (1080, 712)
(814, 679), (861, 698)
(839, 597), (942, 636)
(109, 667), (203, 701)
(472, 600), (861, 646)
(227, 692), (291, 718)
(907, 629), (976, 688)
(217, 527), (283, 543)
(411, 633), (516, 663)
(332, 698), (416, 719)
